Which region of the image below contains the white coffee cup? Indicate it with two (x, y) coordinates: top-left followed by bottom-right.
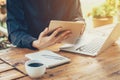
(25, 60), (46, 78)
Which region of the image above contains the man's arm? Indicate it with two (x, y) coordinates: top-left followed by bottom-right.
(7, 0), (72, 50)
(7, 0), (37, 49)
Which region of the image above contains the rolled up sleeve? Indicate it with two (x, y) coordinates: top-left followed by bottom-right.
(7, 0), (37, 49)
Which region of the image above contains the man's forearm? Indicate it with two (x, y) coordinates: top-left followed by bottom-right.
(8, 31), (37, 49)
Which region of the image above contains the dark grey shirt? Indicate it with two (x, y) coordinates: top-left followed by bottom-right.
(7, 0), (84, 49)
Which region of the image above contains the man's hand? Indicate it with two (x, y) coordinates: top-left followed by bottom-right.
(32, 27), (72, 49)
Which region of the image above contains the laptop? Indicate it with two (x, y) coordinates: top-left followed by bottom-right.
(49, 20), (85, 44)
(60, 23), (120, 56)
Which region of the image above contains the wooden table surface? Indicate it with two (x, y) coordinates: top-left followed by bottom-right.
(0, 26), (120, 80)
(0, 43), (120, 80)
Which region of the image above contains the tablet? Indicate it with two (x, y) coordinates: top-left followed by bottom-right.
(48, 20), (85, 44)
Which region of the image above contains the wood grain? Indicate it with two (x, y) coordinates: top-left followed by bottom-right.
(0, 60), (3, 64)
(0, 45), (120, 80)
(0, 63), (13, 72)
(16, 76), (32, 80)
(0, 48), (31, 66)
(0, 70), (24, 80)
(16, 64), (27, 74)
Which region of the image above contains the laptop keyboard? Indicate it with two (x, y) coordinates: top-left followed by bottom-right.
(76, 37), (106, 54)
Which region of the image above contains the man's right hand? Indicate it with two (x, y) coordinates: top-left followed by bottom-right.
(32, 27), (72, 50)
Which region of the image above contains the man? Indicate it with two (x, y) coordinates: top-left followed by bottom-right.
(7, 0), (84, 50)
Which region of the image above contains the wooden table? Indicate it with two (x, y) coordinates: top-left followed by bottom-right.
(0, 43), (120, 80)
(0, 26), (120, 80)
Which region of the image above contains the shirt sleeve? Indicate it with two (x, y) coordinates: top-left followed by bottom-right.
(7, 0), (37, 49)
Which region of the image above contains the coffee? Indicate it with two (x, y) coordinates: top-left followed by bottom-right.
(28, 63), (43, 67)
(25, 60), (46, 78)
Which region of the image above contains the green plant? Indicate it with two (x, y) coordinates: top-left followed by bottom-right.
(0, 35), (11, 50)
(91, 0), (117, 18)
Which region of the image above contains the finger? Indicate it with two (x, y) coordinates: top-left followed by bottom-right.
(54, 31), (72, 43)
(50, 27), (63, 38)
(43, 27), (49, 35)
(57, 34), (72, 43)
(63, 34), (72, 40)
(47, 27), (63, 36)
